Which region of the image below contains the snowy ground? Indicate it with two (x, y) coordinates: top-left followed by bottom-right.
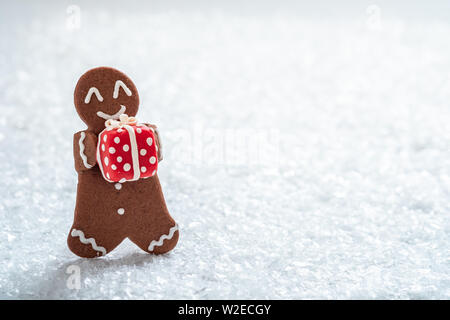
(1, 1), (450, 299)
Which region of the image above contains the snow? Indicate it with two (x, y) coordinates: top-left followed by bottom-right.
(1, 1), (450, 299)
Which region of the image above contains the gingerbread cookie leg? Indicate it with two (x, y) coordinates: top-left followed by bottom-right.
(68, 225), (124, 258)
(68, 207), (126, 258)
(127, 177), (179, 255)
(128, 218), (179, 255)
(147, 223), (179, 254)
(68, 172), (127, 258)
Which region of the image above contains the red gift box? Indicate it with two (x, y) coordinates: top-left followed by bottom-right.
(96, 115), (158, 183)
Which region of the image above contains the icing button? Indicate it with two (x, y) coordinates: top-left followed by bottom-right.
(117, 208), (125, 215)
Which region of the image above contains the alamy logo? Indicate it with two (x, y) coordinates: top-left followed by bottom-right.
(66, 5), (81, 31)
(66, 265), (81, 290)
(366, 4), (382, 31)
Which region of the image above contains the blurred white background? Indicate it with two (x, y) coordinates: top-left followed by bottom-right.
(0, 0), (449, 299)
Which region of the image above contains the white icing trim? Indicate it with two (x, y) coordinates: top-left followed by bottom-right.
(123, 125), (141, 181)
(97, 104), (126, 120)
(78, 132), (93, 169)
(71, 228), (107, 256)
(84, 87), (103, 104)
(148, 224), (179, 252)
(113, 80), (132, 99)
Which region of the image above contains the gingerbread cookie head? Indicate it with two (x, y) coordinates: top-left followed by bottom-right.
(74, 67), (140, 133)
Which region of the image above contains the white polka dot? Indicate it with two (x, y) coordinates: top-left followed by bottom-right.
(117, 156), (123, 163)
(114, 183), (122, 190)
(140, 149), (147, 156)
(152, 170), (156, 176)
(118, 129), (123, 133)
(136, 128), (142, 133)
(103, 135), (107, 142)
(119, 178), (126, 183)
(109, 147), (116, 154)
(123, 163), (131, 171)
(149, 156), (156, 164)
(141, 166), (147, 173)
(101, 144), (105, 151)
(123, 144), (130, 152)
(117, 208), (125, 215)
(114, 137), (120, 144)
(106, 172), (110, 179)
(104, 157), (109, 166)
(111, 164), (117, 170)
(146, 138), (153, 146)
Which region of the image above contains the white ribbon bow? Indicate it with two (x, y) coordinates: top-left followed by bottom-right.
(105, 114), (137, 129)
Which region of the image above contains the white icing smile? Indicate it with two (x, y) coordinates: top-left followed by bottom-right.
(97, 104), (126, 120)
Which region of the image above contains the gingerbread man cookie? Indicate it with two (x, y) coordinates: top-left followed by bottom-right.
(68, 67), (179, 258)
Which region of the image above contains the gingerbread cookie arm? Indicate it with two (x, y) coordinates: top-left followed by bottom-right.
(141, 123), (163, 161)
(74, 131), (98, 172)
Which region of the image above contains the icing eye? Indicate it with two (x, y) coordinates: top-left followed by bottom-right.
(84, 87), (104, 104)
(113, 80), (132, 99)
